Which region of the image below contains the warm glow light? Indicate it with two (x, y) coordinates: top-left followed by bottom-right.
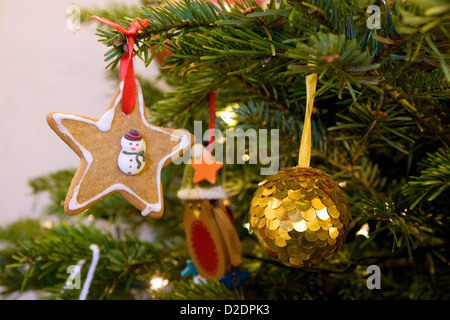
(216, 136), (227, 144)
(243, 222), (253, 235)
(356, 223), (370, 238)
(150, 276), (168, 290)
(242, 154), (250, 161)
(217, 105), (238, 126)
(42, 220), (54, 229)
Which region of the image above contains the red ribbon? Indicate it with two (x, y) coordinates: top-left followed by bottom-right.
(91, 16), (149, 114)
(208, 92), (216, 154)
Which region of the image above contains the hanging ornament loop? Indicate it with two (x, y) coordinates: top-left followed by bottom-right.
(298, 72), (318, 168)
(91, 16), (149, 115)
(208, 92), (216, 154)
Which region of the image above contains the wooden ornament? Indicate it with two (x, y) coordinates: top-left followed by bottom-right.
(183, 199), (242, 281)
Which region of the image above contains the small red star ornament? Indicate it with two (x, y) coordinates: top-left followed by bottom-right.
(190, 150), (223, 184)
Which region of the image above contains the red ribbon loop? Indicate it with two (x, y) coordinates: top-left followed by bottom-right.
(91, 16), (149, 114)
(208, 92), (216, 154)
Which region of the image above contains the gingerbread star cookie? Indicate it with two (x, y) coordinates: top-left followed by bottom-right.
(47, 80), (193, 218)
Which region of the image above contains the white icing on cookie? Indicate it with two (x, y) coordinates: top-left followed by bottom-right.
(50, 81), (190, 217)
(96, 108), (116, 132)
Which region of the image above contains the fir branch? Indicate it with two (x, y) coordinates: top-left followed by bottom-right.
(328, 100), (415, 157)
(28, 169), (142, 221)
(150, 278), (244, 300)
(296, 0), (355, 35)
(231, 75), (292, 112)
(395, 0), (450, 80)
(1, 220), (183, 299)
(94, 0), (268, 68)
(403, 147), (450, 209)
(353, 243), (450, 267)
(286, 32), (380, 100)
(350, 194), (414, 258)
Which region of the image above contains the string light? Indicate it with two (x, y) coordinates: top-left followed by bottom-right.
(150, 276), (168, 290)
(356, 223), (370, 238)
(243, 222), (253, 235)
(42, 220), (54, 229)
(217, 105), (238, 126)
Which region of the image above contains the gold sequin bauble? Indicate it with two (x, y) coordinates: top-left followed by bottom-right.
(249, 166), (351, 267)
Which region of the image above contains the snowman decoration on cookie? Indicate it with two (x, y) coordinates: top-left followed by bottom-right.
(118, 129), (147, 175)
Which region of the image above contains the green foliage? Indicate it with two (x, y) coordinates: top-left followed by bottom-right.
(0, 220), (189, 299)
(403, 147), (450, 209)
(28, 169), (142, 221)
(328, 100), (415, 156)
(151, 278), (244, 300)
(396, 0), (450, 79)
(286, 32), (380, 100)
(351, 193), (414, 256)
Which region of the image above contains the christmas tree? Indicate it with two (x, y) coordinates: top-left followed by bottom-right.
(1, 0), (449, 302)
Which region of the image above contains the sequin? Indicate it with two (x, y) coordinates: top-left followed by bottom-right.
(263, 187), (276, 196)
(275, 237), (287, 247)
(275, 181), (286, 191)
(256, 217), (266, 228)
(316, 208), (330, 220)
(295, 199), (312, 211)
(267, 218), (280, 230)
(281, 198), (296, 211)
(312, 198), (326, 210)
(287, 208), (303, 222)
(306, 219), (320, 231)
(258, 179), (268, 187)
(301, 207), (316, 221)
(327, 205), (340, 218)
(288, 189), (302, 201)
(304, 229), (318, 242)
(264, 207), (277, 220)
(329, 227), (339, 239)
(267, 197), (283, 209)
(279, 219), (294, 232)
(258, 196), (268, 208)
(273, 190), (288, 199)
(255, 206), (265, 218)
(292, 220), (307, 232)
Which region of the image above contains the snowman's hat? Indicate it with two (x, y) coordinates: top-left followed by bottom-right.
(124, 129), (142, 141)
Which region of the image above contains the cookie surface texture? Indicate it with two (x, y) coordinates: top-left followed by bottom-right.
(47, 81), (193, 218)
